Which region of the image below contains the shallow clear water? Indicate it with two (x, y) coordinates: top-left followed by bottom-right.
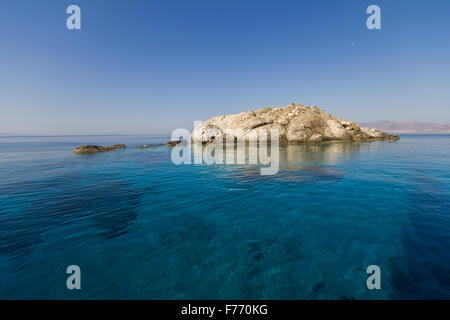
(0, 135), (449, 299)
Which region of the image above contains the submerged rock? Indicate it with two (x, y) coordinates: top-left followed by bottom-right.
(166, 141), (180, 147)
(74, 144), (126, 154)
(166, 140), (188, 147)
(191, 103), (396, 143)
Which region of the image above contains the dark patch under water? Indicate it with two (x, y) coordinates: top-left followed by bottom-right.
(390, 169), (450, 299)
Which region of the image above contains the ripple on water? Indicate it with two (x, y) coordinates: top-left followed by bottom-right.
(0, 135), (449, 299)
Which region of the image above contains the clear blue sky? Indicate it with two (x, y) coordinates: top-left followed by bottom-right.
(1, 0), (449, 135)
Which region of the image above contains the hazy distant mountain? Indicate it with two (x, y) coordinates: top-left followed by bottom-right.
(359, 121), (450, 133)
(0, 133), (26, 136)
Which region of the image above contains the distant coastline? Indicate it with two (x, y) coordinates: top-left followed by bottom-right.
(0, 133), (171, 137)
(0, 133), (28, 136)
(359, 121), (450, 134)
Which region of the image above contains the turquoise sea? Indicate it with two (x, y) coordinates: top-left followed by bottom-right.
(0, 134), (449, 299)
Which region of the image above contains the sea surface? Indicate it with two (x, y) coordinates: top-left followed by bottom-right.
(0, 134), (449, 299)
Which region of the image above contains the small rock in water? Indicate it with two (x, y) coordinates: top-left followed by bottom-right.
(74, 144), (126, 154)
(166, 140), (187, 147)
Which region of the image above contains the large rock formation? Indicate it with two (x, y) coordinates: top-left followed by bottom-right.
(191, 103), (395, 143)
(74, 144), (126, 154)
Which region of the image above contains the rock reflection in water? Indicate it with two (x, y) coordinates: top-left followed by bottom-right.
(188, 141), (373, 183)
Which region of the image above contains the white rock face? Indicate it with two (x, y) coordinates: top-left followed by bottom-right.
(308, 133), (323, 142)
(191, 103), (393, 143)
